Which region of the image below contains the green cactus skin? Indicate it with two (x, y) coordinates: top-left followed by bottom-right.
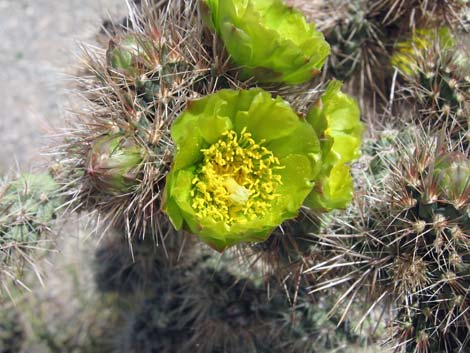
(389, 151), (469, 353)
(325, 1), (388, 81)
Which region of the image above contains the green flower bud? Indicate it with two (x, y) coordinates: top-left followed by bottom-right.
(107, 34), (153, 75)
(163, 88), (321, 251)
(202, 0), (330, 84)
(86, 134), (145, 195)
(305, 80), (363, 211)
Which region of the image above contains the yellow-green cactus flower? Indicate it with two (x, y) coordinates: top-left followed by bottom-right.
(86, 134), (145, 195)
(391, 27), (454, 76)
(305, 80), (363, 211)
(163, 88), (321, 251)
(202, 0), (330, 84)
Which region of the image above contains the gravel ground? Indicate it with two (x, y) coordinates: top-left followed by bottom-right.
(0, 0), (127, 172)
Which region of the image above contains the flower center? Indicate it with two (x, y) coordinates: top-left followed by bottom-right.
(191, 128), (283, 225)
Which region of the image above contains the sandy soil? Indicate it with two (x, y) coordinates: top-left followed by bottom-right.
(0, 0), (128, 173)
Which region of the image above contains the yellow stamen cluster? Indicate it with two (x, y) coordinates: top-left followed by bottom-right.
(191, 128), (283, 225)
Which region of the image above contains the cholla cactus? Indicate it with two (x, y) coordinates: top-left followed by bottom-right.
(94, 217), (196, 296)
(56, 0), (217, 240)
(308, 131), (470, 353)
(115, 252), (364, 353)
(57, 0), (363, 246)
(323, 1), (391, 95)
(0, 173), (60, 287)
(291, 0), (468, 120)
(371, 0), (468, 27)
(245, 211), (323, 273)
(294, 0), (467, 29)
(387, 143), (470, 352)
(287, 0), (402, 109)
(4, 248), (122, 353)
(391, 28), (470, 138)
(90, 220), (367, 353)
(45, 0), (370, 351)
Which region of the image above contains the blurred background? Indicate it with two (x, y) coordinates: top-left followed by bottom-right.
(0, 0), (127, 171)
